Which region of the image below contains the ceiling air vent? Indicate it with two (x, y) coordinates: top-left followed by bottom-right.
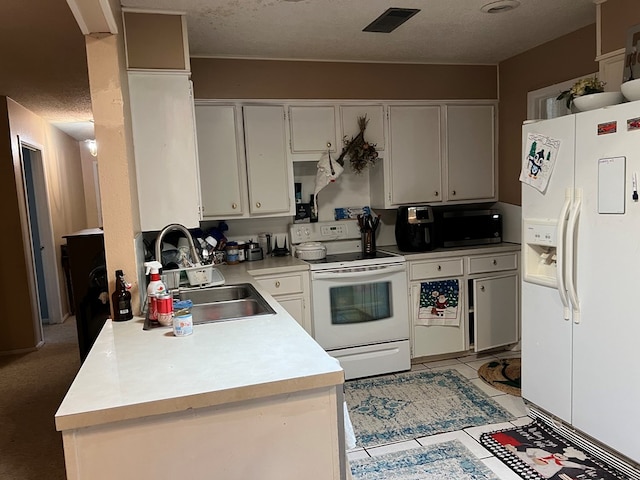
(363, 8), (420, 33)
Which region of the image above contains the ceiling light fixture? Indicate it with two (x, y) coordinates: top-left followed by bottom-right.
(480, 0), (520, 14)
(86, 140), (98, 157)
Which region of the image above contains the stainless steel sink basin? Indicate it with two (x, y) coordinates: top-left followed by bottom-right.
(190, 298), (274, 325)
(177, 284), (252, 305)
(181, 283), (276, 325)
(143, 283), (276, 329)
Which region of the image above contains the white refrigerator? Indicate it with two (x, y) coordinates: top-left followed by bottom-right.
(521, 101), (640, 465)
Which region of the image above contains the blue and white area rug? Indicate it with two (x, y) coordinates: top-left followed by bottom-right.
(345, 369), (515, 448)
(350, 440), (498, 480)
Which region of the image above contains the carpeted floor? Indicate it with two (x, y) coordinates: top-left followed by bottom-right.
(0, 318), (80, 480)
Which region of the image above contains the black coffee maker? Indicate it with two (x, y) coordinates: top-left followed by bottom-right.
(395, 205), (437, 252)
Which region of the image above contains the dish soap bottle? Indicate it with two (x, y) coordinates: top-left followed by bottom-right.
(144, 261), (166, 322)
(112, 270), (133, 321)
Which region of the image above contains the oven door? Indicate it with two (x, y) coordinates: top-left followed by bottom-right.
(310, 262), (409, 350)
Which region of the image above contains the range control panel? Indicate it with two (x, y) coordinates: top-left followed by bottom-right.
(289, 220), (360, 244)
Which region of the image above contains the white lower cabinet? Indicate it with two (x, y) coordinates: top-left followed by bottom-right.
(472, 273), (519, 352)
(253, 271), (312, 334)
(410, 281), (466, 358)
(407, 246), (520, 359)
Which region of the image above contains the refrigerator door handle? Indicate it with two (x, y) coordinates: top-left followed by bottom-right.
(556, 188), (572, 320)
(566, 188), (582, 323)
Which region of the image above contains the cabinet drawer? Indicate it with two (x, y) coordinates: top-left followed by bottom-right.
(409, 258), (464, 280)
(467, 253), (518, 274)
(255, 274), (303, 296)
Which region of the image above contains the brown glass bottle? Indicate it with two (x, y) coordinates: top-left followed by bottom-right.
(112, 269), (133, 321)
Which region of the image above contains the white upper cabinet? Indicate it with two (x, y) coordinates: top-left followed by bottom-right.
(195, 104), (247, 218)
(446, 105), (496, 202)
(340, 105), (385, 151)
(371, 105), (442, 209)
(288, 106), (337, 155)
(370, 102), (497, 209)
(128, 71), (201, 231)
(243, 105), (294, 216)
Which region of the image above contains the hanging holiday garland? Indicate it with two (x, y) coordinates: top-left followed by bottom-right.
(335, 115), (378, 174)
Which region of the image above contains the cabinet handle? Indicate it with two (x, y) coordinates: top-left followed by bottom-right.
(256, 202), (261, 208)
(232, 203), (237, 209)
(451, 190), (456, 196)
(480, 285), (485, 292)
(492, 259), (497, 265)
(437, 265), (442, 271)
(275, 281), (281, 288)
(434, 191), (439, 197)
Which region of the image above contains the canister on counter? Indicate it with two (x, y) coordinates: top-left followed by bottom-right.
(156, 293), (173, 326)
(226, 241), (239, 265)
(173, 300), (193, 337)
(237, 240), (246, 262)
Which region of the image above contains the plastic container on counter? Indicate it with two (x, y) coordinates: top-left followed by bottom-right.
(226, 241), (239, 265)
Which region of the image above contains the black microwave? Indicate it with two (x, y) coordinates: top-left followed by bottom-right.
(434, 208), (502, 248)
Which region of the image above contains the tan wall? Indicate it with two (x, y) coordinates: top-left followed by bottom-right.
(498, 25), (598, 205)
(124, 12), (186, 70)
(0, 97), (87, 352)
(191, 58), (498, 100)
(601, 0), (640, 54)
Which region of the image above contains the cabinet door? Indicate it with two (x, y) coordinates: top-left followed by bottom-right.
(340, 105), (385, 151)
(389, 106), (442, 205)
(128, 72), (201, 231)
(243, 106), (293, 215)
(446, 105), (496, 202)
(473, 273), (518, 352)
(289, 106), (337, 153)
(253, 271), (311, 334)
(195, 105), (246, 218)
(410, 282), (466, 358)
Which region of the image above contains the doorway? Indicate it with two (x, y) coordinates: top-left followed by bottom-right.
(22, 147), (49, 323)
(19, 142), (63, 341)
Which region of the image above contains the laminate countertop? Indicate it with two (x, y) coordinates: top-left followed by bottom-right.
(55, 264), (343, 432)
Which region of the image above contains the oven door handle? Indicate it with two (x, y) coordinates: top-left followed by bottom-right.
(312, 264), (406, 279)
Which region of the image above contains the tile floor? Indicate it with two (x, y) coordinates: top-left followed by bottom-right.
(346, 349), (531, 480)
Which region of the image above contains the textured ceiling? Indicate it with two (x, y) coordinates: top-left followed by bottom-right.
(1, 0), (596, 142)
(0, 0), (93, 140)
(122, 0), (596, 64)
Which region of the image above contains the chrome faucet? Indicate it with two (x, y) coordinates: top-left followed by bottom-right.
(154, 224), (202, 267)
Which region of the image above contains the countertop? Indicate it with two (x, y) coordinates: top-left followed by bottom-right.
(55, 265), (343, 432)
(378, 242), (521, 260)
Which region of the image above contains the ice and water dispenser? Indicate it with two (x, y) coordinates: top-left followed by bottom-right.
(523, 219), (559, 287)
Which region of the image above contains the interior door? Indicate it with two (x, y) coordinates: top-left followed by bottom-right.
(571, 102), (640, 463)
(473, 274), (518, 352)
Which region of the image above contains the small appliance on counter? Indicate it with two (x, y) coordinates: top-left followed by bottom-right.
(246, 241), (263, 261)
(434, 207), (502, 248)
(395, 205), (437, 252)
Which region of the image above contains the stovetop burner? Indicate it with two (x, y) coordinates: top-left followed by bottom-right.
(289, 220), (405, 270)
(305, 250), (398, 264)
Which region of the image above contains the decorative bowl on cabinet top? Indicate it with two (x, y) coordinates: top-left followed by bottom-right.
(572, 92), (624, 112)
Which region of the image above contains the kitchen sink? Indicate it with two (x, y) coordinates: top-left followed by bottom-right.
(143, 283), (276, 330)
(177, 284), (253, 305)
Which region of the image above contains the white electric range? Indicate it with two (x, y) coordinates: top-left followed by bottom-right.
(290, 221), (410, 380)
